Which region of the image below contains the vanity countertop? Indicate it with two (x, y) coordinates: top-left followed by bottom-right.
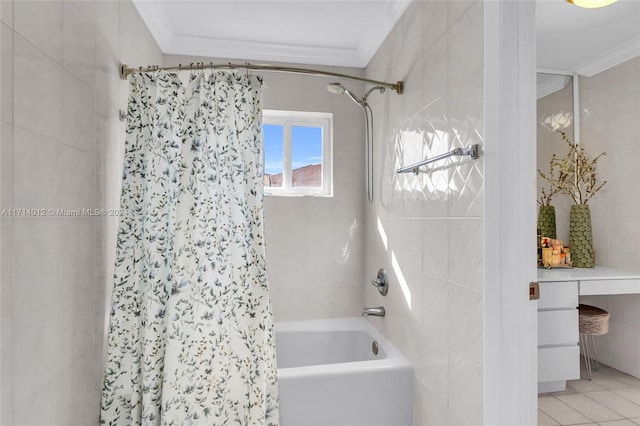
(538, 266), (640, 282)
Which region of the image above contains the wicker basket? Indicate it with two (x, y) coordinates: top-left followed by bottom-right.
(578, 304), (609, 336)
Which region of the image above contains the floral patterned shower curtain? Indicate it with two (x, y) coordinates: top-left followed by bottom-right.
(100, 71), (279, 425)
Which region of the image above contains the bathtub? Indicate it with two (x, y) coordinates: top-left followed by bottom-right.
(275, 317), (413, 426)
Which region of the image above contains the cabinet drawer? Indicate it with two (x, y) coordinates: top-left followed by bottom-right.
(538, 310), (578, 346)
(539, 281), (578, 310)
(538, 345), (580, 383)
(580, 279), (640, 296)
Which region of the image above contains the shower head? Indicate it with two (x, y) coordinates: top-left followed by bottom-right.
(327, 82), (346, 95)
(327, 82), (366, 108)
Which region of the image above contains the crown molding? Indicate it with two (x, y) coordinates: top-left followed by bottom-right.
(132, 0), (409, 68)
(358, 0), (412, 66)
(537, 74), (571, 99)
(165, 34), (362, 67)
(574, 35), (640, 77)
(132, 0), (173, 50)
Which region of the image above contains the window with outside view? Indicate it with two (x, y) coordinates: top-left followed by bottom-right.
(263, 110), (332, 196)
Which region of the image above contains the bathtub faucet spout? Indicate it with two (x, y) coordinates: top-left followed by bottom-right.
(362, 306), (385, 317)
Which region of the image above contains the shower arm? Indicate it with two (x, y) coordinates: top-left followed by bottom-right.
(119, 62), (404, 95)
(362, 86), (386, 104)
(365, 104), (374, 204)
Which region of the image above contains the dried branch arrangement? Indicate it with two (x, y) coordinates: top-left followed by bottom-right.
(538, 186), (561, 207)
(538, 131), (607, 205)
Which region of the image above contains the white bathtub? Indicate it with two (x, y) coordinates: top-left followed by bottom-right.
(275, 318), (413, 426)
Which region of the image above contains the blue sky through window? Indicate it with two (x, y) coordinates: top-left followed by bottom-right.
(292, 126), (322, 171)
(263, 124), (283, 175)
(263, 124), (322, 175)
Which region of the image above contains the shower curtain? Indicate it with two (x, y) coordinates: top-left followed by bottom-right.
(100, 71), (279, 425)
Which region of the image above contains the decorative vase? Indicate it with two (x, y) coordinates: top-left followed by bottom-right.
(569, 204), (594, 268)
(537, 205), (557, 239)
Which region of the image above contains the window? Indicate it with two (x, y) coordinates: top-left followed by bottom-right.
(262, 110), (332, 196)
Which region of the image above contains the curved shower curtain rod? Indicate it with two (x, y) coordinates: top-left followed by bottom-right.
(119, 62), (404, 95)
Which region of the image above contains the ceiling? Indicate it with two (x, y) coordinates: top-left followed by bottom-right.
(132, 0), (411, 68)
(536, 0), (640, 76)
(134, 0), (640, 73)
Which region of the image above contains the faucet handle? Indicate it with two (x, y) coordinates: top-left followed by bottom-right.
(370, 268), (389, 296)
(362, 306), (385, 317)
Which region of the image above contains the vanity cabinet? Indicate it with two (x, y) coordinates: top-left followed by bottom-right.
(537, 267), (640, 394)
(537, 280), (580, 393)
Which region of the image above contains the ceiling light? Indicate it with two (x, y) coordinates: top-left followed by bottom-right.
(567, 0), (618, 8)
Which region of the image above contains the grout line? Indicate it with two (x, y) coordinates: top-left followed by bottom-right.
(553, 394), (599, 424)
(538, 406), (563, 426)
(540, 370), (640, 426)
(581, 391), (633, 422)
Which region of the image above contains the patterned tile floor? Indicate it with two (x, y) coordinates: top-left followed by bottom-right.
(539, 364), (640, 426)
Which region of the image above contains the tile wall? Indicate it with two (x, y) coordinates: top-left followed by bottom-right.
(363, 1), (484, 424)
(576, 57), (640, 379)
(0, 1), (161, 423)
(580, 58), (640, 273)
(0, 0), (487, 423)
(261, 72), (367, 321)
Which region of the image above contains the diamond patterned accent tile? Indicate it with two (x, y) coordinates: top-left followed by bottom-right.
(447, 101), (483, 151)
(392, 98), (451, 215)
(449, 159), (484, 217)
(379, 125), (399, 210)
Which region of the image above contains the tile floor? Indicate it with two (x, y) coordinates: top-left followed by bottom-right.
(539, 364), (640, 426)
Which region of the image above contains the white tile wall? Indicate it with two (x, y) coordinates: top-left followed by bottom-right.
(14, 33), (65, 142)
(0, 0), (12, 29)
(0, 315), (12, 424)
(62, 1), (95, 87)
(0, 1), (488, 424)
(14, 0), (63, 63)
(62, 71), (96, 152)
(1, 22), (11, 125)
(364, 1), (484, 424)
(0, 14), (11, 426)
(448, 349), (483, 424)
(570, 57), (640, 381)
(1, 122), (11, 209)
(0, 1), (162, 423)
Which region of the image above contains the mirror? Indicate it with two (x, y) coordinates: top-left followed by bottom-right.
(536, 0), (640, 254)
(536, 72), (575, 243)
